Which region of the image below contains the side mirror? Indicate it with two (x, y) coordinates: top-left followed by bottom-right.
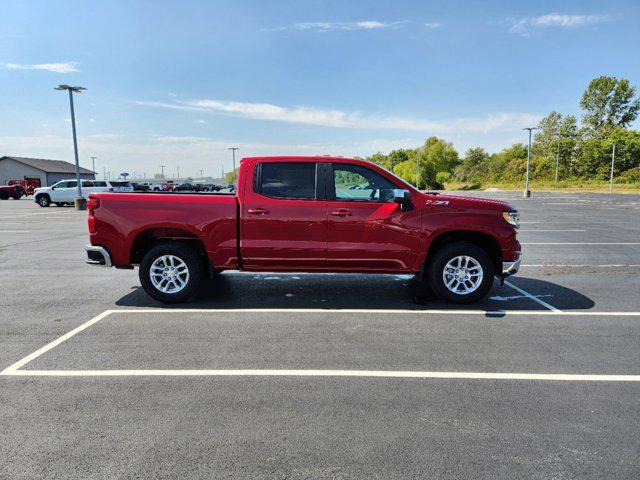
(393, 189), (412, 210)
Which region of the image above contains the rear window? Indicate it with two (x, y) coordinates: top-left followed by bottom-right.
(109, 181), (131, 187)
(94, 181), (107, 187)
(257, 163), (316, 200)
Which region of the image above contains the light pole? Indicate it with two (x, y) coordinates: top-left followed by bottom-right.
(523, 127), (538, 198)
(90, 156), (97, 180)
(177, 166), (180, 180)
(199, 169), (204, 179)
(56, 84), (87, 209)
(228, 147), (239, 184)
(609, 144), (616, 194)
(160, 165), (165, 179)
(415, 155), (419, 189)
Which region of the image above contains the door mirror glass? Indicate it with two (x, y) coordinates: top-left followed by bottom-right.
(393, 189), (411, 205)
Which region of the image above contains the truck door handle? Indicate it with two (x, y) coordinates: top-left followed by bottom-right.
(331, 209), (352, 217)
(247, 208), (270, 215)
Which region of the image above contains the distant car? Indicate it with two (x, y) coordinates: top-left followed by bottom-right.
(34, 180), (133, 207)
(0, 184), (25, 200)
(174, 183), (195, 191)
(131, 182), (150, 191)
(162, 183), (174, 191)
(200, 183), (220, 192)
(144, 182), (164, 191)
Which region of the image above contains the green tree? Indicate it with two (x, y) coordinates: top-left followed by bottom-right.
(455, 147), (490, 181)
(580, 76), (640, 137)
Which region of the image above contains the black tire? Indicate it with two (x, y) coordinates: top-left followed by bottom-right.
(425, 242), (495, 304)
(36, 194), (51, 207)
(55, 202), (66, 207)
(139, 242), (205, 303)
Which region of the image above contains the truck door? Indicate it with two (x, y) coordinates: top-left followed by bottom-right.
(241, 161), (327, 269)
(51, 180), (76, 202)
(325, 162), (421, 272)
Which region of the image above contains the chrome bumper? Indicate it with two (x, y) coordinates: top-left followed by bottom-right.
(501, 256), (521, 277)
(84, 245), (112, 267)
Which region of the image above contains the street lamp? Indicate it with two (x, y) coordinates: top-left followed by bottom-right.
(56, 84), (87, 209)
(90, 156), (97, 179)
(160, 165), (166, 179)
(522, 127), (538, 198)
(228, 147), (239, 184)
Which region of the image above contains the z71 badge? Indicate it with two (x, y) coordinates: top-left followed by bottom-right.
(425, 199), (450, 206)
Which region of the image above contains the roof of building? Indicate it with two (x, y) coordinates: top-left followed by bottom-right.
(0, 156), (95, 175)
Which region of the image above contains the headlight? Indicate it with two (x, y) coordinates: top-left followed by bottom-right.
(502, 210), (520, 229)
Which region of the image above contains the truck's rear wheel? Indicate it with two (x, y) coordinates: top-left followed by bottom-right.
(426, 242), (494, 304)
(139, 242), (204, 303)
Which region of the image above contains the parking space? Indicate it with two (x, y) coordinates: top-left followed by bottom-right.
(1, 191), (640, 478)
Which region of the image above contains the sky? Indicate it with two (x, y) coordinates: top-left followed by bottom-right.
(1, 0), (639, 179)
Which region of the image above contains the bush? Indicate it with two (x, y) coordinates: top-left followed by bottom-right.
(619, 167), (640, 184)
(436, 171), (452, 184)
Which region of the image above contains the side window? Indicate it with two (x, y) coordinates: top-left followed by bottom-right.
(55, 181), (69, 188)
(257, 163), (317, 200)
(66, 180), (77, 188)
(332, 164), (396, 202)
(94, 181), (107, 187)
(83, 181), (95, 187)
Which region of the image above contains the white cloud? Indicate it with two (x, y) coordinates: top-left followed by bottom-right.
(138, 98), (540, 135)
(266, 20), (406, 32)
(510, 13), (610, 35)
(2, 62), (79, 73)
(423, 22), (443, 29)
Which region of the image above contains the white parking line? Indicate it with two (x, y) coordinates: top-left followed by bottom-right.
(523, 264), (640, 268)
(519, 230), (586, 232)
(522, 242), (640, 245)
(3, 369), (640, 381)
(503, 280), (561, 312)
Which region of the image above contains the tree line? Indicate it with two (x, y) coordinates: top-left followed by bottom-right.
(363, 76), (640, 189)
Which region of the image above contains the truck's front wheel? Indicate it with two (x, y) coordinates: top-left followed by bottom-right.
(426, 242), (494, 304)
(139, 242), (204, 303)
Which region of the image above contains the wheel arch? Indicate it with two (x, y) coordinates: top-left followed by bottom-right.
(129, 227), (211, 274)
(422, 230), (502, 276)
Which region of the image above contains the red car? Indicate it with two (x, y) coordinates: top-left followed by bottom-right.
(0, 184), (25, 200)
(85, 156), (521, 303)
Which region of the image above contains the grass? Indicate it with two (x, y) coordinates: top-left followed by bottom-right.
(444, 180), (640, 194)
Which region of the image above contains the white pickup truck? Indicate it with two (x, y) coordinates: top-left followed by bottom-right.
(34, 180), (133, 207)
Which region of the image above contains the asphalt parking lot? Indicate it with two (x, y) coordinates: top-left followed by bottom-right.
(1, 192), (640, 479)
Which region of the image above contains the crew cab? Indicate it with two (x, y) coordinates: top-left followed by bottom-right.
(84, 156), (521, 303)
(34, 180), (133, 207)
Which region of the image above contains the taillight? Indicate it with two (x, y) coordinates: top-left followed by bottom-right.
(88, 215), (96, 233)
(87, 197), (100, 213)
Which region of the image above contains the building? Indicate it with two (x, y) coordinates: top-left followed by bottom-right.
(0, 156), (96, 186)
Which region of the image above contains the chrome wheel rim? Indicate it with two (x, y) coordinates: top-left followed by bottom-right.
(150, 255), (190, 294)
(442, 255), (483, 295)
(39, 197), (48, 206)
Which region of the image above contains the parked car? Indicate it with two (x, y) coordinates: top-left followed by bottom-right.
(131, 182), (150, 191)
(34, 180), (133, 207)
(85, 156), (521, 304)
(144, 182), (164, 191)
(0, 184), (25, 200)
(173, 183), (195, 191)
(201, 183), (221, 192)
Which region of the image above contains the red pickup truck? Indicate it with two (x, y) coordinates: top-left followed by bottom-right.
(85, 156), (521, 303)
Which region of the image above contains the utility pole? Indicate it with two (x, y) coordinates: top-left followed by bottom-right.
(228, 147), (239, 184)
(160, 165), (165, 179)
(55, 84), (87, 209)
(609, 144), (616, 194)
(415, 155), (419, 189)
(177, 166), (180, 180)
(103, 166), (106, 181)
(523, 127), (538, 198)
(199, 169), (204, 179)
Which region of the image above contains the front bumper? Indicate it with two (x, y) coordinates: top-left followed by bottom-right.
(84, 245), (112, 267)
(501, 255), (521, 278)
